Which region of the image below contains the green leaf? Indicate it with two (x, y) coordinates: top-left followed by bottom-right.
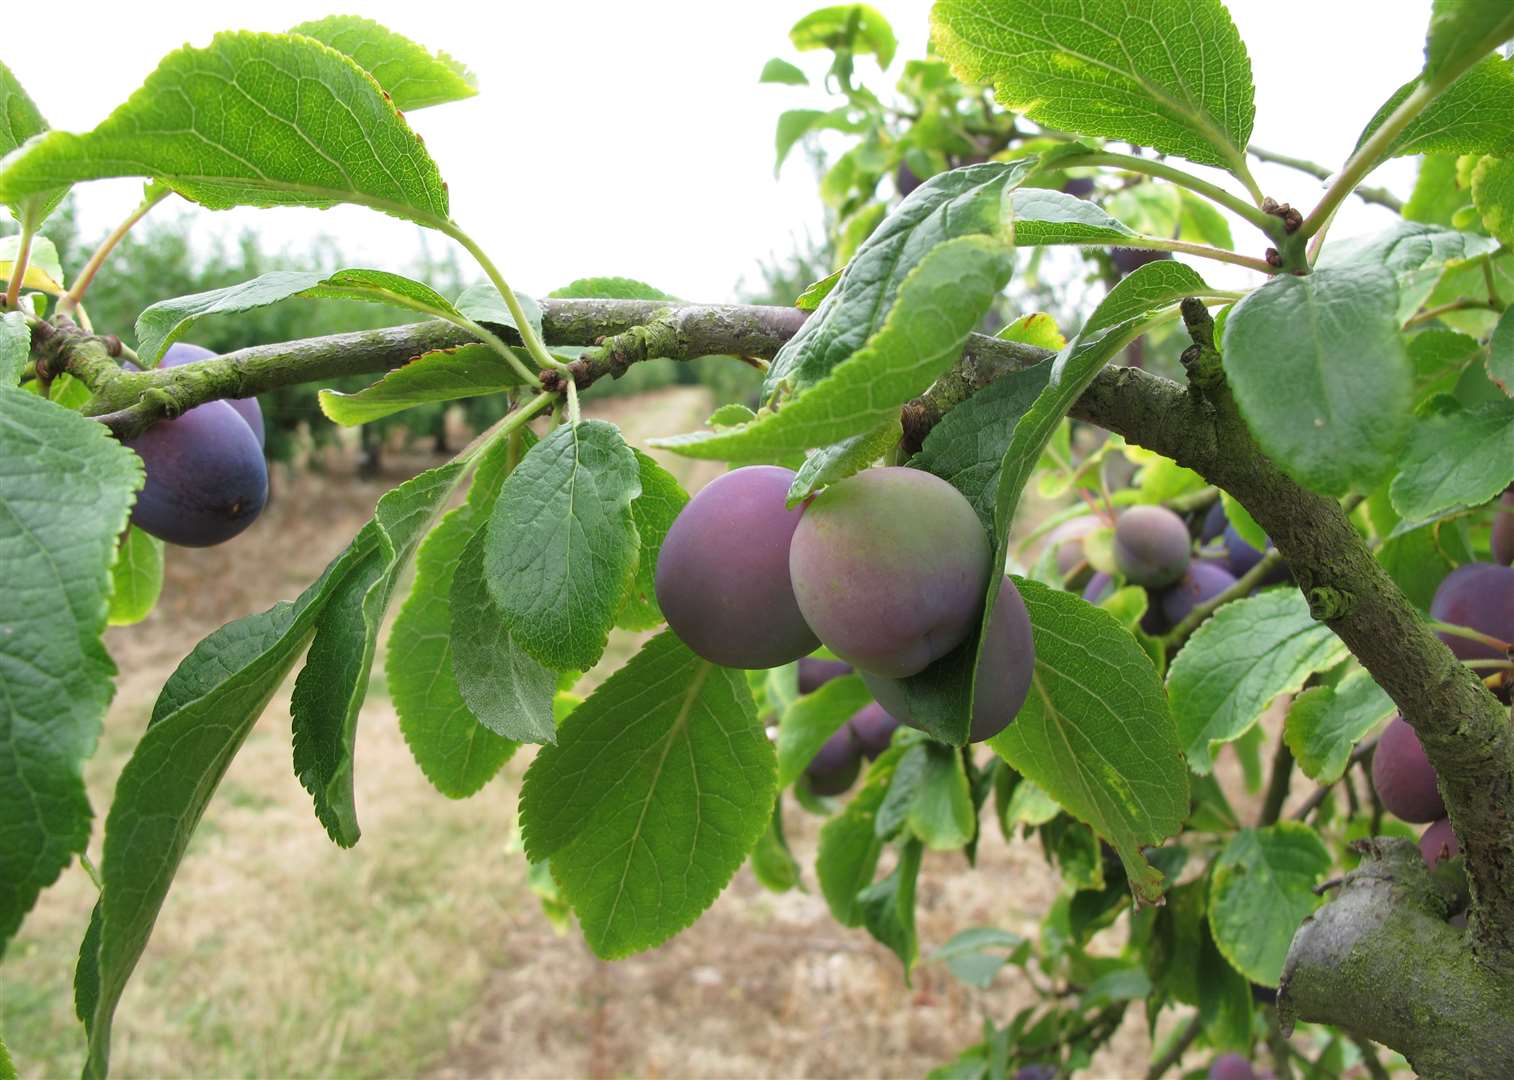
(485, 420), (641, 671)
(450, 526), (558, 745)
(1222, 263), (1410, 495)
(932, 0), (1255, 174)
(988, 580), (1187, 902)
(816, 741), (908, 925)
(1220, 491), (1268, 553)
(749, 803), (802, 893)
(787, 420), (900, 505)
(902, 262), (1206, 745)
(0, 393), (141, 955)
(616, 451), (688, 631)
(455, 282), (544, 338)
(1490, 307), (1514, 395)
(390, 440), (519, 798)
(79, 535), (374, 1078)
(759, 57), (809, 85)
(1285, 670), (1395, 785)
(1168, 590), (1350, 774)
(930, 927), (1024, 988)
(135, 268), (467, 366)
(518, 631), (774, 959)
(0, 1030), (13, 1080)
(0, 309), (32, 387)
(1208, 823), (1331, 987)
(0, 233), (65, 293)
(289, 15), (477, 110)
(1471, 154), (1514, 247)
(291, 462), (466, 845)
(106, 526), (164, 627)
(795, 268), (841, 310)
(1424, 1), (1514, 81)
(547, 277), (675, 300)
(1364, 56), (1514, 159)
(1008, 187), (1137, 246)
(998, 311), (1065, 350)
(910, 362), (1053, 531)
(1003, 776), (1061, 827)
(0, 32), (450, 225)
(791, 5), (898, 67)
(776, 674), (873, 788)
(1405, 154), (1470, 225)
(905, 741), (976, 850)
(859, 838), (923, 976)
(0, 61), (48, 157)
(319, 343), (526, 426)
(775, 108), (826, 172)
(1389, 397), (1514, 519)
(1316, 220), (1499, 325)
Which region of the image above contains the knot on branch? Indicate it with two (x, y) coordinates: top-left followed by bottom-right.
(1179, 297), (1225, 390)
(1307, 585), (1355, 621)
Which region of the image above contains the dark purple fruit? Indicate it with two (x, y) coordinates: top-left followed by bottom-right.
(159, 342), (264, 447)
(806, 725), (863, 796)
(1113, 505), (1191, 588)
(1111, 248), (1172, 276)
(1208, 1054), (1256, 1080)
(1013, 1066), (1057, 1080)
(1082, 572), (1114, 605)
(125, 398), (268, 547)
(847, 701), (901, 759)
(655, 466), (820, 669)
(863, 577), (1034, 743)
(1429, 563), (1514, 664)
(1045, 516), (1099, 581)
(1200, 500), (1228, 543)
(1223, 525), (1291, 587)
(790, 467), (990, 678)
(1161, 561), (1238, 625)
(798, 657), (852, 694)
(1059, 177), (1096, 199)
(1492, 488), (1514, 565)
(1420, 818), (1460, 867)
(896, 162), (924, 198)
(1371, 715), (1445, 823)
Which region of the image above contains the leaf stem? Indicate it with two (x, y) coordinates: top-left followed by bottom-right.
(60, 186), (170, 318)
(1067, 150), (1280, 236)
(441, 221), (568, 373)
(565, 379), (581, 425)
(1125, 236), (1275, 275)
(1247, 145), (1404, 213)
(4, 216), (36, 309)
(1429, 620), (1511, 653)
(1403, 297), (1501, 328)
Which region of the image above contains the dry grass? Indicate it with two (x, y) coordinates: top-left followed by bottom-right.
(4, 388), (1191, 1079)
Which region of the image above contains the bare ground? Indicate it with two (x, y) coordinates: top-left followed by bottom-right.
(3, 388), (1217, 1079)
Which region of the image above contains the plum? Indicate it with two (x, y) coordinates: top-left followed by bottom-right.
(1420, 818), (1460, 867)
(1208, 1054), (1255, 1080)
(1013, 1067), (1056, 1080)
(1113, 505), (1191, 588)
(159, 342), (264, 447)
(1200, 500), (1228, 543)
(1161, 561), (1238, 625)
(1111, 248), (1172, 276)
(1082, 572), (1114, 605)
(847, 701), (901, 759)
(798, 657), (852, 694)
(1044, 516), (1099, 583)
(656, 466), (820, 669)
(805, 725), (862, 796)
(1371, 715), (1445, 823)
(1429, 563), (1514, 664)
(863, 577), (1034, 743)
(1492, 488), (1514, 566)
(789, 467), (991, 678)
(1060, 177), (1096, 199)
(125, 396), (268, 547)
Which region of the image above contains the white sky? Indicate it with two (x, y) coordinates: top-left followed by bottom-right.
(6, 0), (1430, 302)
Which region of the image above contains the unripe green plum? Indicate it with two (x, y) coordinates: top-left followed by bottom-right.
(862, 577), (1033, 743)
(1113, 505), (1191, 588)
(1420, 818), (1460, 867)
(789, 467), (991, 678)
(805, 725), (863, 796)
(1371, 715), (1445, 823)
(655, 466), (820, 669)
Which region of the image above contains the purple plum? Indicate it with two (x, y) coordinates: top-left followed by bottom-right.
(1113, 506), (1191, 588)
(847, 701), (901, 759)
(1161, 561), (1238, 625)
(806, 724), (863, 796)
(798, 657), (852, 694)
(1420, 818), (1460, 867)
(1371, 715), (1445, 823)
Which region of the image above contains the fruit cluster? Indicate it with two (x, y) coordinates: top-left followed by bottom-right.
(655, 465), (1035, 790)
(1060, 500), (1287, 638)
(124, 343), (268, 547)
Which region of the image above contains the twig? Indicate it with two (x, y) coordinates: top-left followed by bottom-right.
(1291, 736), (1380, 822)
(1144, 1011), (1204, 1080)
(1247, 145), (1404, 213)
(1259, 736), (1296, 827)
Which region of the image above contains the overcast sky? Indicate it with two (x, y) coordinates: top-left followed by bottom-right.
(6, 0), (1430, 302)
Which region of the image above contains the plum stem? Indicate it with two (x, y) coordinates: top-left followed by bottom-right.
(4, 216), (36, 310)
(1429, 620), (1512, 654)
(59, 185), (170, 318)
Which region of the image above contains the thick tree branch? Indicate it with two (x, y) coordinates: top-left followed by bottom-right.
(1278, 839), (1514, 1078)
